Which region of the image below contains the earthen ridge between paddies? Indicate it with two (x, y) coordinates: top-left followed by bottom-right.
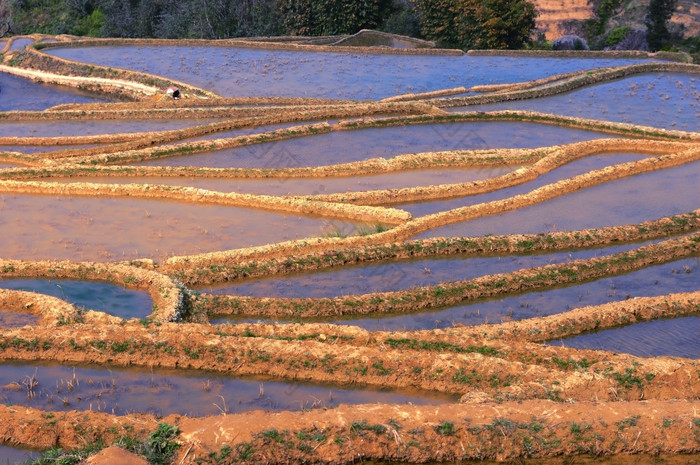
(1, 35), (700, 464)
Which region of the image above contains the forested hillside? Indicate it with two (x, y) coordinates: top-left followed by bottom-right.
(1, 0), (537, 49)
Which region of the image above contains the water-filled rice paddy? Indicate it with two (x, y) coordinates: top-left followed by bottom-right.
(0, 72), (110, 111)
(0, 194), (356, 261)
(2, 37), (699, 463)
(135, 121), (612, 168)
(457, 73), (700, 131)
(550, 314), (700, 359)
(416, 159), (700, 237)
(0, 309), (39, 328)
(0, 363), (453, 417)
(8, 38), (33, 51)
(0, 280), (152, 319)
(0, 119), (218, 138)
(0, 445), (40, 465)
(401, 152), (649, 215)
(47, 46), (652, 99)
(45, 167), (515, 196)
(199, 240), (657, 298)
(322, 257), (700, 331)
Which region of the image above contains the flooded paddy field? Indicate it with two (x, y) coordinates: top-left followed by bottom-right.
(416, 159), (700, 236)
(550, 313), (700, 359)
(0, 280), (152, 319)
(44, 167), (514, 196)
(47, 45), (651, 99)
(215, 257), (699, 331)
(135, 121), (611, 168)
(401, 152), (649, 215)
(0, 362), (451, 417)
(1, 36), (699, 464)
(0, 72), (110, 111)
(0, 445), (40, 465)
(0, 119), (218, 138)
(456, 73), (700, 131)
(199, 240), (658, 298)
(0, 308), (39, 328)
(340, 257), (699, 331)
(0, 194), (356, 261)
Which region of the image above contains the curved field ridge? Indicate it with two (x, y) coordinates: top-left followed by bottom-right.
(0, 260), (185, 322)
(0, 35), (700, 464)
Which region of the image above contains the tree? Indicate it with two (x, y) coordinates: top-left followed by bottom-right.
(645, 0), (676, 51)
(414, 0), (536, 49)
(277, 0), (394, 36)
(0, 0), (14, 37)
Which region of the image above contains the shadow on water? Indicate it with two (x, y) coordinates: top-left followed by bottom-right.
(0, 280), (152, 319)
(48, 46), (652, 99)
(0, 362), (455, 417)
(135, 122), (609, 169)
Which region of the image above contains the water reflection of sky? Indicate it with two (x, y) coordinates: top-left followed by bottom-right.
(48, 46), (652, 99)
(0, 71), (110, 111)
(135, 121), (610, 169)
(0, 279), (152, 319)
(455, 73), (700, 131)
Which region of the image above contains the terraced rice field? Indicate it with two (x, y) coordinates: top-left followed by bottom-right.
(0, 35), (699, 464)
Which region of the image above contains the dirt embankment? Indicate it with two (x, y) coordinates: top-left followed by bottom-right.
(3, 399), (700, 464)
(1, 37), (700, 464)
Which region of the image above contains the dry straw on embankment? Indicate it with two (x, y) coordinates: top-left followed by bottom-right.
(2, 37), (700, 464)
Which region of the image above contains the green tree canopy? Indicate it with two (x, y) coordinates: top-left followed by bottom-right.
(414, 0), (537, 50)
(645, 0), (677, 51)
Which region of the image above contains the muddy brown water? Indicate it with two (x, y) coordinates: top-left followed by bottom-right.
(135, 122), (612, 169)
(550, 313), (700, 359)
(0, 309), (39, 328)
(218, 258), (700, 337)
(0, 280), (152, 319)
(0, 119), (218, 138)
(0, 363), (455, 418)
(0, 72), (111, 111)
(45, 167), (514, 196)
(414, 159), (700, 237)
(454, 73), (700, 132)
(199, 240), (657, 298)
(0, 194), (356, 262)
(47, 46), (652, 99)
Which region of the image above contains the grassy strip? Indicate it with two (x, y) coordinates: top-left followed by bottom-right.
(167, 211), (700, 285)
(199, 233), (699, 318)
